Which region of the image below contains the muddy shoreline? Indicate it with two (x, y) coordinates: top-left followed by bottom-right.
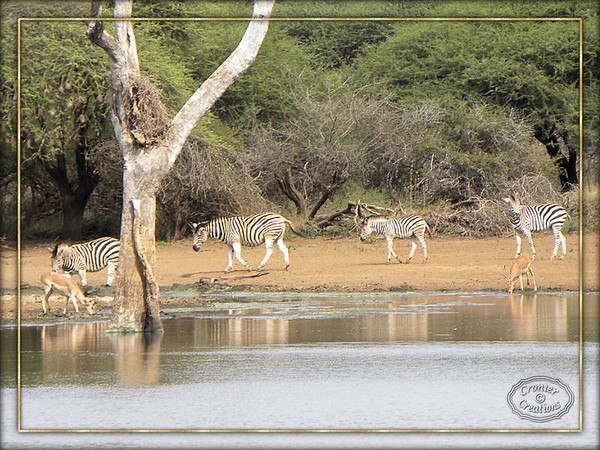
(1, 233), (597, 325)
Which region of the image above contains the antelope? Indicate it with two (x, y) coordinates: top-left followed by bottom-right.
(40, 271), (98, 315)
(507, 254), (537, 294)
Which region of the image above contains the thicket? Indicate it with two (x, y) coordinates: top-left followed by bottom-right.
(1, 0), (598, 241)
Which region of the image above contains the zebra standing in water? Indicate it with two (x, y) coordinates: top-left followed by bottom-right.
(502, 193), (569, 260)
(191, 213), (304, 272)
(358, 214), (432, 264)
(50, 237), (120, 286)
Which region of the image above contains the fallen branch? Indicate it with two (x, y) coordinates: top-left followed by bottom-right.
(315, 201), (396, 227)
(220, 271), (270, 281)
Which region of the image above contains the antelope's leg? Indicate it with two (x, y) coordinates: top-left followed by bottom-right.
(529, 268), (538, 292)
(42, 286), (52, 314)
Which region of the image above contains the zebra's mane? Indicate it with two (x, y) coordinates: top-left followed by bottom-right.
(368, 215), (391, 222)
(51, 242), (70, 257)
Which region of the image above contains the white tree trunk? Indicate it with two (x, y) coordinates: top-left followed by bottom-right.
(87, 0), (275, 332)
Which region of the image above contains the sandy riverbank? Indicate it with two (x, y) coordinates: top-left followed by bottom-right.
(1, 232), (597, 324)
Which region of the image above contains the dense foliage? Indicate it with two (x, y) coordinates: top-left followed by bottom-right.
(1, 0), (597, 239)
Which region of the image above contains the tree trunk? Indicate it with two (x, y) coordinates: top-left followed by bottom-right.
(38, 143), (99, 239)
(61, 193), (87, 239)
(535, 125), (578, 190)
(87, 0), (275, 333)
(108, 160), (163, 333)
(308, 173), (343, 220)
(275, 166), (307, 217)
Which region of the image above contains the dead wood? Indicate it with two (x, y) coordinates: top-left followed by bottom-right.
(219, 271), (270, 281)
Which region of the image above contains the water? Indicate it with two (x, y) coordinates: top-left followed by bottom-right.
(1, 292), (598, 448)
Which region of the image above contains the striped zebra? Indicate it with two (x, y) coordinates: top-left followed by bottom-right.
(50, 237), (120, 286)
(192, 213), (304, 272)
(502, 194), (569, 260)
(359, 214), (432, 264)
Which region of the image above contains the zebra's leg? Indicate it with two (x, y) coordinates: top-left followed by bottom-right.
(274, 238), (290, 271)
(514, 233), (522, 259)
(257, 238), (275, 271)
(225, 247), (234, 273)
(412, 234), (427, 263)
(523, 230), (536, 261)
(551, 227), (566, 260)
(231, 242), (251, 271)
(106, 263), (116, 286)
(78, 269), (87, 287)
(406, 238), (418, 263)
(414, 234), (428, 263)
(386, 236), (401, 264)
(560, 231), (567, 259)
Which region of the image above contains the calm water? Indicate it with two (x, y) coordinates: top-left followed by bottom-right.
(1, 292), (599, 448)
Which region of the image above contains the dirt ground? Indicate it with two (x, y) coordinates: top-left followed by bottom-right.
(0, 232), (598, 324)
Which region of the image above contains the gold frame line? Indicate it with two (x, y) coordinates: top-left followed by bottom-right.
(16, 15), (585, 434)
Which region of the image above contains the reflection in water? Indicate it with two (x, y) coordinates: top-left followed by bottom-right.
(508, 294), (571, 341)
(5, 292), (595, 390)
(109, 333), (163, 386)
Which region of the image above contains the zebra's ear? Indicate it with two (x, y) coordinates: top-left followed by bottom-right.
(190, 222), (198, 230)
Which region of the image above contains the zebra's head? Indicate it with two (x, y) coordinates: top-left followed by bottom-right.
(502, 193), (521, 213)
(50, 242), (70, 271)
(192, 223), (208, 252)
(358, 218), (374, 242)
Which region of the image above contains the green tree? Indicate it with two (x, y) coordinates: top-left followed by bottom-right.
(350, 17), (586, 190)
(18, 22), (111, 238)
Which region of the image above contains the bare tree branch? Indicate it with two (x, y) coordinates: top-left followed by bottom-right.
(86, 1), (119, 61)
(166, 0), (276, 166)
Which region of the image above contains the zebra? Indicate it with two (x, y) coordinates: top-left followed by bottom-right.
(191, 213), (304, 272)
(502, 193), (569, 260)
(50, 237), (120, 286)
(358, 214), (432, 264)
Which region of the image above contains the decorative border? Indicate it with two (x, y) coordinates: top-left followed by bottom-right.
(16, 15), (584, 433)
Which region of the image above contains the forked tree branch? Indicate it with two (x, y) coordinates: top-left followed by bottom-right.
(86, 0), (119, 61)
(166, 0), (276, 165)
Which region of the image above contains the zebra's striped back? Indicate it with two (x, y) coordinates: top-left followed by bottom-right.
(52, 237), (120, 273)
(360, 215), (429, 240)
(516, 204), (568, 232)
(193, 213), (289, 249)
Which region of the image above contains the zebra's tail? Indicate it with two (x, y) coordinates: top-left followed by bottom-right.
(425, 223), (433, 239)
(284, 220), (308, 238)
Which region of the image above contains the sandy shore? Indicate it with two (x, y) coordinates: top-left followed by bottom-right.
(1, 232), (597, 323)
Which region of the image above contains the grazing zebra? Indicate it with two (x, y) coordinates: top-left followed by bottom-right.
(50, 237), (120, 286)
(192, 213), (304, 272)
(359, 214), (432, 264)
(502, 194), (569, 260)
